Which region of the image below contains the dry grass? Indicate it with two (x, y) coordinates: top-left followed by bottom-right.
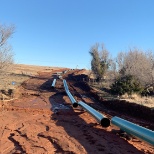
(1, 64), (42, 90)
(120, 93), (154, 108)
(90, 81), (154, 108)
(0, 73), (30, 90)
(10, 64), (64, 75)
(0, 64), (66, 100)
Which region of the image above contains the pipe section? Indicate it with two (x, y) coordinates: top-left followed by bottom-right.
(51, 79), (56, 88)
(63, 79), (69, 91)
(63, 80), (78, 108)
(78, 101), (110, 127)
(111, 116), (154, 145)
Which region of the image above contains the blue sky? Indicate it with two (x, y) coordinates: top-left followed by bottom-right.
(0, 0), (154, 69)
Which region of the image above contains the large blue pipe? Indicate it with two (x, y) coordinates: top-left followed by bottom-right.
(111, 116), (154, 146)
(63, 80), (78, 108)
(51, 79), (56, 88)
(78, 101), (110, 127)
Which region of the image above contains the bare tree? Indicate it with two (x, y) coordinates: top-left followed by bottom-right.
(0, 24), (15, 78)
(89, 44), (101, 80)
(116, 48), (154, 88)
(109, 58), (118, 81)
(89, 43), (111, 81)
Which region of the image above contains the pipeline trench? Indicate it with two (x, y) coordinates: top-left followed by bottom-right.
(0, 70), (154, 154)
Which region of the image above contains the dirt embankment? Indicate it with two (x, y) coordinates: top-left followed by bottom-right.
(87, 84), (154, 122)
(66, 71), (154, 125)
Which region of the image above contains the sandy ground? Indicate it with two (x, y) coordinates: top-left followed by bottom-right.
(0, 68), (154, 154)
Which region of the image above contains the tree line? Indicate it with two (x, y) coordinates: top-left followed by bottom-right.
(89, 43), (154, 95)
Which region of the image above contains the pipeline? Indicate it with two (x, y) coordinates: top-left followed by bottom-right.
(111, 116), (154, 146)
(63, 80), (78, 108)
(78, 101), (110, 127)
(51, 79), (56, 88)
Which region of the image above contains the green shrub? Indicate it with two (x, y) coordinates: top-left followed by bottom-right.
(110, 75), (144, 95)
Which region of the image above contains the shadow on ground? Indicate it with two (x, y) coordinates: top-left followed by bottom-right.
(48, 93), (144, 154)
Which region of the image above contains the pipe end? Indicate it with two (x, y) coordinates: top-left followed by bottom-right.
(100, 118), (110, 128)
(73, 102), (78, 108)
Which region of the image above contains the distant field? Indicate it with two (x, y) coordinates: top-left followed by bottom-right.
(0, 64), (67, 90)
(10, 64), (66, 75)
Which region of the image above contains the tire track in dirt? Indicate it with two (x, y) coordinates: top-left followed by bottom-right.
(8, 132), (26, 154)
(38, 133), (75, 154)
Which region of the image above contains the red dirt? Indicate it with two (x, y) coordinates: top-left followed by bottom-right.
(0, 70), (154, 154)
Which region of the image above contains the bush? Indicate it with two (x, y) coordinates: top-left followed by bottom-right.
(110, 75), (144, 95)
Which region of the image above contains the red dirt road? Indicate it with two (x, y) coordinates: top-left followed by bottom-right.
(0, 70), (154, 154)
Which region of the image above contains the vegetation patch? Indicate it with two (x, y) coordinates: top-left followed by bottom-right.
(110, 75), (144, 95)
